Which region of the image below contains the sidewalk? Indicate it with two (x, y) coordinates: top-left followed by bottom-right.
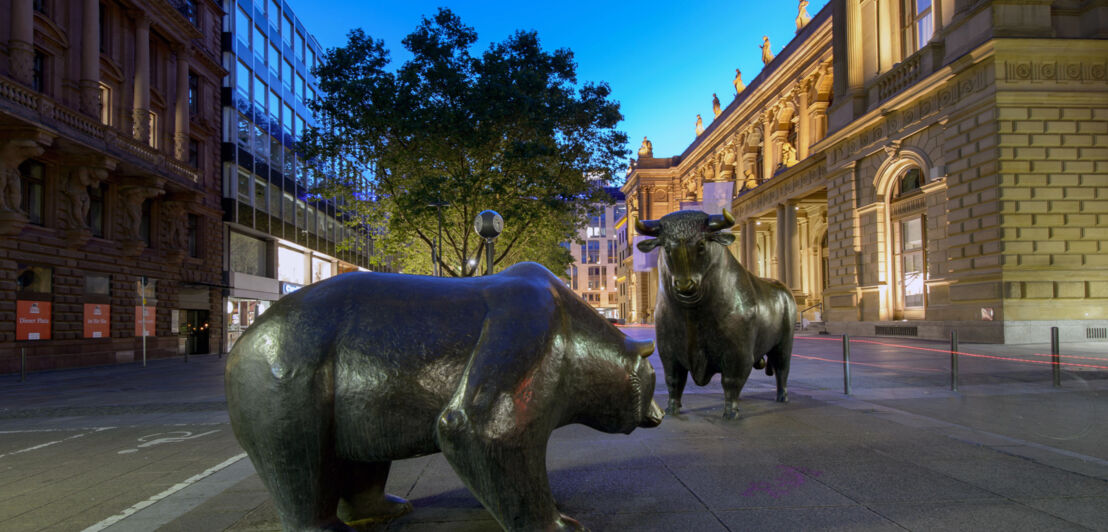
(1, 333), (1106, 531)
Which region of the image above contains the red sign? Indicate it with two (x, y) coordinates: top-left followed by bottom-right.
(16, 300), (51, 341)
(84, 303), (111, 338)
(135, 306), (155, 337)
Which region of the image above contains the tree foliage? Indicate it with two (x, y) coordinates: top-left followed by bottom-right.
(301, 9), (627, 276)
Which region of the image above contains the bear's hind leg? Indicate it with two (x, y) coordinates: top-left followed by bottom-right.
(337, 460), (413, 526)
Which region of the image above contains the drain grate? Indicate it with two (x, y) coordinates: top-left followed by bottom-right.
(1087, 327), (1107, 340)
(875, 325), (918, 337)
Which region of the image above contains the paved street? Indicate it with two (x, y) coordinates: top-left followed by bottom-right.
(1, 329), (1106, 531)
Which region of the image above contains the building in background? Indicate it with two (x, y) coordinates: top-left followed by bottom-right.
(221, 0), (373, 351)
(623, 0), (1108, 343)
(566, 187), (625, 320)
(0, 0), (226, 371)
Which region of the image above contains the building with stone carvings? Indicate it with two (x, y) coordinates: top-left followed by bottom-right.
(565, 187), (625, 320)
(0, 0), (226, 371)
(623, 0), (1107, 343)
(220, 0), (374, 352)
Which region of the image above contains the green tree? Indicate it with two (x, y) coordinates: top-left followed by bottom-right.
(302, 8), (627, 277)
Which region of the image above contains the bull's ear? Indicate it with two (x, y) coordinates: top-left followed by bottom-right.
(637, 238), (662, 252)
(706, 232), (735, 246)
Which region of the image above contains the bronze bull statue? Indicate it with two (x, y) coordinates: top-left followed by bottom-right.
(637, 209), (796, 420)
(225, 262), (663, 531)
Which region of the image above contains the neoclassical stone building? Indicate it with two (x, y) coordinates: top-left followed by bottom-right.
(0, 0), (226, 370)
(623, 0), (1108, 343)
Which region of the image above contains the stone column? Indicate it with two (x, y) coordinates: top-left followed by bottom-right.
(810, 101), (830, 144)
(9, 0), (35, 86)
(174, 46), (190, 161)
(775, 202), (801, 289)
(786, 201), (801, 291)
(797, 81), (811, 160)
(743, 219), (757, 270)
(761, 117), (774, 183)
(132, 14), (152, 144)
(776, 204), (787, 283)
(80, 0), (101, 116)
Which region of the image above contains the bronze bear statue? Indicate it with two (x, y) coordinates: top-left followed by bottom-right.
(225, 262), (664, 531)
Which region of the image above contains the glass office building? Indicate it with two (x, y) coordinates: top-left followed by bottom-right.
(221, 0), (373, 350)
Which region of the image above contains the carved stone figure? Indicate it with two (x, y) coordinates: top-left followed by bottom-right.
(636, 210), (795, 420)
(781, 141), (798, 167)
(797, 0), (812, 32)
(712, 93), (722, 117)
(59, 167), (98, 231)
(638, 136), (653, 157)
(695, 114), (704, 136)
(743, 168), (759, 190)
(0, 139), (46, 212)
(163, 201), (188, 251)
(733, 69), (746, 94)
(761, 36), (775, 65)
(225, 262), (664, 531)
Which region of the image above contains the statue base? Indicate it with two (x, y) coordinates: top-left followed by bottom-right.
(61, 228), (92, 248)
(0, 210), (28, 237)
(121, 239), (146, 256)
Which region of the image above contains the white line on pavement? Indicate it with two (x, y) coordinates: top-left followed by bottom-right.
(0, 427), (115, 459)
(81, 452), (248, 532)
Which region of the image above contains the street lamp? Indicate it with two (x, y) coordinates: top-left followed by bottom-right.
(429, 201), (448, 276)
(474, 210), (503, 276)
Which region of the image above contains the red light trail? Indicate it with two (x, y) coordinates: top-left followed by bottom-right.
(793, 336), (1108, 371)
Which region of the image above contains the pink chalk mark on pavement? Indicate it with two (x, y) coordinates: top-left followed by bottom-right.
(742, 465), (822, 498)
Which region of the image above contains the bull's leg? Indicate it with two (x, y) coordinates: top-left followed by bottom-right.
(720, 361), (754, 420)
(437, 410), (582, 531)
(662, 359), (688, 416)
(769, 334), (793, 403)
(336, 460), (412, 526)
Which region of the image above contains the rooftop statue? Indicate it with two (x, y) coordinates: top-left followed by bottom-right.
(695, 114), (705, 136)
(638, 135), (653, 157)
(761, 36), (775, 65)
(226, 263), (664, 531)
(712, 93), (722, 117)
(733, 68), (745, 94)
(797, 0), (812, 32)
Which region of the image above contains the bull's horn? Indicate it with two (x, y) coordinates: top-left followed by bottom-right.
(707, 209), (735, 232)
(633, 339), (655, 359)
(635, 217), (662, 237)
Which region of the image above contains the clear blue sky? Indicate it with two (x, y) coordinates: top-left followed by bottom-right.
(291, 0), (830, 172)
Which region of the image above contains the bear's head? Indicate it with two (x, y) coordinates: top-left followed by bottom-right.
(566, 334), (664, 434)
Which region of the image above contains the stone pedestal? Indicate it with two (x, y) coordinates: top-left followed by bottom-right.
(0, 209), (28, 236)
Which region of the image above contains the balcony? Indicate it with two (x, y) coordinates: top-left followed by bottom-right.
(1, 75), (200, 185)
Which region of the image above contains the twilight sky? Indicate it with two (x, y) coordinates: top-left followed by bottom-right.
(291, 0), (830, 178)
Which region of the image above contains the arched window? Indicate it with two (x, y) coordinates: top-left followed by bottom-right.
(898, 167), (922, 196)
(890, 165), (927, 317)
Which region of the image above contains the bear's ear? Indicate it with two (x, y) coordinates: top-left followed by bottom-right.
(637, 238), (662, 253)
(706, 232), (735, 246)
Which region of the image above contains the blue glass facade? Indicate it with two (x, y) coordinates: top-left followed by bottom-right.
(222, 0), (370, 266)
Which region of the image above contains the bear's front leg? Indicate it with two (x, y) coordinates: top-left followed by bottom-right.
(437, 408), (583, 532)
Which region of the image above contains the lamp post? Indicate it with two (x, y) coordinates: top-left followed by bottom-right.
(429, 201), (448, 276)
(474, 210), (503, 276)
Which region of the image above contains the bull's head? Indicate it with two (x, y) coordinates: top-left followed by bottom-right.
(636, 209), (735, 305)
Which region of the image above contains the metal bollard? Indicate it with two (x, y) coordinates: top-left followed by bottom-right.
(951, 330), (959, 392)
(1051, 327), (1061, 387)
(842, 333), (852, 395)
(21, 348), (26, 383)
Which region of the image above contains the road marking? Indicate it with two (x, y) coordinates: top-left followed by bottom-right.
(117, 429), (220, 454)
(0, 427), (115, 459)
(81, 452), (248, 532)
